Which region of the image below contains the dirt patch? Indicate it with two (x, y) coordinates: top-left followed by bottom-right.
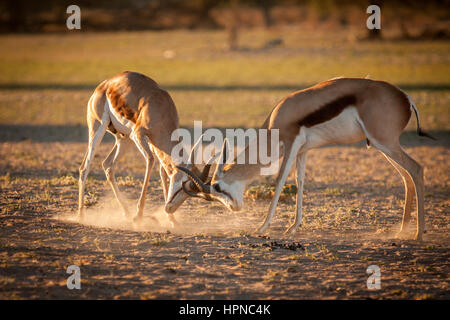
(0, 141), (448, 299)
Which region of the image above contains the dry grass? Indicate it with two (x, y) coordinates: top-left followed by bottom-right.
(0, 141), (448, 299)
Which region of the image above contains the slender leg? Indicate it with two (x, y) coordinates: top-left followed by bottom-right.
(78, 150), (88, 218)
(78, 120), (109, 220)
(378, 144), (425, 240)
(102, 137), (133, 218)
(381, 153), (415, 237)
(131, 130), (155, 224)
(159, 164), (169, 202)
(257, 132), (306, 233)
(285, 152), (307, 234)
(159, 165), (178, 227)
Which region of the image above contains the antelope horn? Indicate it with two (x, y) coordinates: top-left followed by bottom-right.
(182, 181), (213, 201)
(187, 162), (211, 192)
(176, 166), (212, 194)
(200, 152), (220, 183)
(212, 138), (229, 180)
(189, 133), (204, 165)
(182, 181), (201, 197)
(200, 164), (211, 184)
(192, 165), (202, 179)
(181, 134), (205, 192)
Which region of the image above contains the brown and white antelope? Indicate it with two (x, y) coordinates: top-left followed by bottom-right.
(177, 77), (435, 240)
(78, 71), (209, 225)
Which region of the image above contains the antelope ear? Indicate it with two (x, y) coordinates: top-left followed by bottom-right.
(213, 138), (229, 180)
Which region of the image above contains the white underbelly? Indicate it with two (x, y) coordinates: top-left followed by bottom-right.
(303, 107), (365, 148)
(106, 98), (135, 136)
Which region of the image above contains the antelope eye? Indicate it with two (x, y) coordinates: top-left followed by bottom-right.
(213, 183), (222, 193)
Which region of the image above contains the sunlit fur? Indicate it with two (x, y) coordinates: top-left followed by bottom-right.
(79, 71), (191, 226)
(206, 78), (430, 240)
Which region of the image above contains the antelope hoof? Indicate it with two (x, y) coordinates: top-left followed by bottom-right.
(150, 216), (160, 226)
(256, 224), (268, 234)
(167, 215), (179, 228)
(395, 231), (407, 239)
(123, 209), (132, 219)
(395, 226), (412, 239)
(284, 224), (300, 235)
(78, 209), (85, 223)
(414, 232), (423, 241)
(133, 215), (143, 225)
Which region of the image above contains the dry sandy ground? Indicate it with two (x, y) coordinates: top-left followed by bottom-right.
(0, 139), (448, 299)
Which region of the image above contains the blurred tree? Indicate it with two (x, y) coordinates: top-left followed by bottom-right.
(227, 0), (240, 50)
(190, 0), (221, 28)
(4, 0), (26, 32)
(0, 0), (447, 33)
(256, 0), (275, 28)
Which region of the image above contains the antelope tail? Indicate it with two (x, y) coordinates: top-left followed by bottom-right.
(406, 94), (437, 141)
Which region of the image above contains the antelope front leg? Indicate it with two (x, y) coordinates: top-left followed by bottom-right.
(159, 164), (169, 202)
(103, 138), (133, 218)
(159, 165), (179, 228)
(257, 132), (306, 233)
(131, 131), (156, 224)
(257, 156), (293, 233)
(78, 119), (108, 221)
(285, 152), (307, 234)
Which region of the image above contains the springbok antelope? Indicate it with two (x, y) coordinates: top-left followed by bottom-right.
(177, 77), (435, 240)
(78, 71), (209, 225)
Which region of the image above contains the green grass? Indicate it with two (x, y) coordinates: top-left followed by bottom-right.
(0, 29), (449, 129)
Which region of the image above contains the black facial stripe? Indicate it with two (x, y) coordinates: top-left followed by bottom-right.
(219, 189), (234, 202)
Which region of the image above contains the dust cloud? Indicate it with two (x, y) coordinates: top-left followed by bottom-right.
(56, 195), (259, 236)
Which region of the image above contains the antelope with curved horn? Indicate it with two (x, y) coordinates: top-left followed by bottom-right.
(178, 77), (435, 240)
(78, 71), (211, 225)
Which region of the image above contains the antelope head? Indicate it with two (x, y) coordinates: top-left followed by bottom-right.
(165, 135), (217, 213)
(176, 139), (246, 212)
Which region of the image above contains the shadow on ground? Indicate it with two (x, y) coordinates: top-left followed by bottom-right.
(0, 124), (448, 147)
